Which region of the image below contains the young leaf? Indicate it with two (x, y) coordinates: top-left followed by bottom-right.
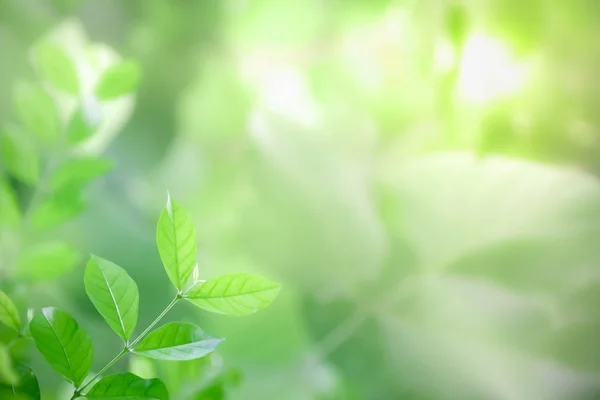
(185, 273), (280, 316)
(0, 180), (20, 229)
(13, 81), (60, 141)
(86, 373), (168, 400)
(0, 366), (40, 400)
(84, 256), (139, 342)
(50, 157), (113, 192)
(0, 345), (17, 385)
(0, 125), (40, 184)
(156, 195), (198, 290)
(15, 242), (80, 282)
(134, 322), (223, 361)
(95, 60), (141, 100)
(0, 291), (20, 332)
(30, 308), (93, 387)
(32, 41), (79, 95)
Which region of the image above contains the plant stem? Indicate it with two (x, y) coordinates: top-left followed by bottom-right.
(76, 295), (180, 395)
(129, 295), (180, 348)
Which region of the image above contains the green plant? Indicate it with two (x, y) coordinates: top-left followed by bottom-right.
(0, 194), (280, 399)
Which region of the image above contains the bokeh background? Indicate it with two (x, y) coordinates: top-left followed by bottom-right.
(2, 0), (600, 399)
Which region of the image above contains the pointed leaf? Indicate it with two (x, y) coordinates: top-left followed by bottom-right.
(50, 157), (112, 192)
(156, 195), (198, 290)
(32, 41), (79, 94)
(0, 291), (20, 332)
(15, 242), (80, 281)
(0, 125), (39, 184)
(13, 81), (60, 141)
(0, 366), (40, 400)
(66, 99), (101, 145)
(30, 308), (93, 387)
(84, 256), (139, 342)
(86, 373), (167, 400)
(186, 273), (280, 316)
(134, 322), (222, 361)
(0, 180), (20, 229)
(95, 60), (141, 100)
(30, 185), (85, 229)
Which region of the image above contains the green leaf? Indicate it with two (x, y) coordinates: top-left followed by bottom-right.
(86, 373), (168, 400)
(0, 125), (39, 184)
(84, 256), (139, 342)
(0, 180), (20, 229)
(95, 60), (141, 100)
(30, 308), (93, 387)
(50, 157), (112, 192)
(0, 366), (40, 400)
(186, 273), (280, 316)
(0, 345), (17, 385)
(30, 185), (85, 229)
(32, 41), (79, 94)
(66, 101), (101, 145)
(0, 291), (20, 332)
(15, 242), (80, 281)
(134, 322), (222, 361)
(156, 195), (198, 290)
(13, 81), (60, 141)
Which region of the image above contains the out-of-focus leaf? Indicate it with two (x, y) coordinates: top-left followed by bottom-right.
(0, 180), (20, 229)
(30, 185), (85, 229)
(0, 345), (17, 385)
(95, 60), (141, 100)
(128, 355), (156, 380)
(50, 156), (112, 192)
(13, 81), (60, 141)
(84, 256), (139, 342)
(186, 273), (280, 316)
(15, 242), (80, 281)
(66, 100), (101, 144)
(0, 291), (20, 332)
(0, 366), (40, 400)
(85, 373), (167, 400)
(0, 126), (39, 184)
(32, 41), (79, 94)
(30, 308), (93, 387)
(156, 195), (198, 290)
(191, 369), (242, 400)
(134, 322), (222, 361)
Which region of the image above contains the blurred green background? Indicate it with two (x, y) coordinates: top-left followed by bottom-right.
(2, 0), (600, 399)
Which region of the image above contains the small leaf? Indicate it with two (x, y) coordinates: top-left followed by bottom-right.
(50, 157), (112, 192)
(0, 125), (39, 184)
(0, 180), (20, 229)
(32, 41), (79, 94)
(128, 355), (156, 380)
(95, 60), (141, 100)
(0, 366), (40, 400)
(0, 345), (18, 385)
(30, 308), (93, 387)
(186, 273), (280, 316)
(13, 81), (60, 141)
(15, 242), (80, 281)
(156, 195), (198, 290)
(0, 291), (20, 332)
(86, 373), (168, 400)
(30, 185), (85, 229)
(134, 322), (222, 361)
(84, 256), (139, 342)
(66, 97), (101, 144)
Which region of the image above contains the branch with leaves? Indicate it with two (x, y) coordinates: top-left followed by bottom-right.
(1, 195), (280, 399)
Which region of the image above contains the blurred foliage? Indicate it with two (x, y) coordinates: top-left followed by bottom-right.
(2, 0), (600, 398)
